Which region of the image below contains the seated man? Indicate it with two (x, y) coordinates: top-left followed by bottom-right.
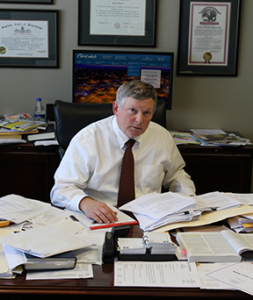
(50, 80), (195, 224)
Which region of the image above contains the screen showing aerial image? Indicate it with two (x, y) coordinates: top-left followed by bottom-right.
(73, 51), (173, 109)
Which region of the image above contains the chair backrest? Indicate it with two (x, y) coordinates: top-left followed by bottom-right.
(54, 99), (167, 158)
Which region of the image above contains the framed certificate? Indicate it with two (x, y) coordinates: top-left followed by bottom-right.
(0, 9), (58, 68)
(78, 0), (157, 47)
(177, 0), (241, 76)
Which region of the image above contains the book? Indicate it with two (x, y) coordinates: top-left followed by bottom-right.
(0, 134), (27, 145)
(27, 122), (55, 141)
(176, 230), (253, 263)
(27, 131), (55, 141)
(170, 131), (200, 145)
(0, 128), (38, 135)
(23, 251), (77, 271)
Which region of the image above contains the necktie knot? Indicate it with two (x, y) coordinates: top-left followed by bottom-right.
(125, 139), (136, 149)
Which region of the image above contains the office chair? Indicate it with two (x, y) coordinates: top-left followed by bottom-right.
(54, 99), (167, 159)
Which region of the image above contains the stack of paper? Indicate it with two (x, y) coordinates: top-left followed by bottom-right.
(226, 216), (253, 233)
(143, 232), (177, 254)
(190, 129), (251, 146)
(119, 192), (199, 232)
(119, 191), (249, 232)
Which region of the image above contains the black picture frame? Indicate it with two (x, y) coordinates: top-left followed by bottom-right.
(0, 9), (58, 68)
(177, 0), (241, 76)
(78, 0), (157, 47)
(0, 0), (53, 3)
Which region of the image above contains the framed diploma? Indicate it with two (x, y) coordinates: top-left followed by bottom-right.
(0, 0), (53, 3)
(177, 0), (241, 76)
(78, 0), (157, 47)
(0, 9), (58, 68)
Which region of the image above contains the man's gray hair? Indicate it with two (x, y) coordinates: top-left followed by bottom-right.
(116, 80), (157, 111)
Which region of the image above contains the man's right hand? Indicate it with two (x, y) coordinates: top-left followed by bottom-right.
(79, 197), (118, 224)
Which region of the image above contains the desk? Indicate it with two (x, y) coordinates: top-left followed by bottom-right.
(178, 144), (253, 194)
(0, 225), (252, 300)
(0, 143), (60, 203)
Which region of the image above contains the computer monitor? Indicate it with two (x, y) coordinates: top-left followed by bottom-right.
(72, 50), (174, 109)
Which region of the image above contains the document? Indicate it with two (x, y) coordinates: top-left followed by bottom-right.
(0, 194), (50, 224)
(0, 230), (16, 278)
(194, 191), (242, 212)
(206, 262), (253, 296)
(0, 225), (92, 258)
(90, 0), (146, 36)
(196, 262), (234, 290)
(154, 205), (253, 233)
(114, 261), (201, 287)
(119, 192), (197, 220)
(26, 262), (93, 280)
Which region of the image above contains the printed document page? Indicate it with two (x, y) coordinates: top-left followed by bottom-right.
(114, 261), (201, 287)
(206, 262), (253, 296)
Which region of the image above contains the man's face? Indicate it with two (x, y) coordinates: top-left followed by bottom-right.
(113, 97), (155, 139)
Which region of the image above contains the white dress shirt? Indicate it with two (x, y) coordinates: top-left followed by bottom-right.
(50, 115), (196, 212)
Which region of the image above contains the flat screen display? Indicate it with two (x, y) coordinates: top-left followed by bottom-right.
(73, 50), (174, 109)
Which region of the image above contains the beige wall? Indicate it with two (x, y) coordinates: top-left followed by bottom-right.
(1, 0), (253, 188)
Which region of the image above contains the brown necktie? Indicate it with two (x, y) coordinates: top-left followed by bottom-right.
(117, 139), (136, 207)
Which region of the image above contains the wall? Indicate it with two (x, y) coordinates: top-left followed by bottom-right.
(1, 0), (253, 188)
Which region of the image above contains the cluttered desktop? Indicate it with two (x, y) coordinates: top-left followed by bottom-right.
(1, 192), (253, 298)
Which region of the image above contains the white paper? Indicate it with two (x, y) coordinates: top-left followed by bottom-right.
(0, 225), (92, 258)
(0, 194), (50, 224)
(2, 244), (26, 271)
(53, 217), (86, 235)
(28, 206), (72, 228)
(190, 129), (226, 135)
(114, 261), (201, 287)
(74, 245), (103, 265)
(34, 140), (59, 146)
(119, 192), (197, 220)
(194, 191), (242, 211)
(206, 262), (253, 296)
(196, 262), (234, 290)
(26, 262), (93, 280)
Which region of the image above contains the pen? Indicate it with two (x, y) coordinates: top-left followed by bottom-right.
(89, 221), (139, 230)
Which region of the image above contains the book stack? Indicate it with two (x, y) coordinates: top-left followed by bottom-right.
(143, 232), (177, 255)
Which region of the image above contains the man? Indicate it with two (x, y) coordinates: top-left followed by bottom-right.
(51, 80), (195, 224)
